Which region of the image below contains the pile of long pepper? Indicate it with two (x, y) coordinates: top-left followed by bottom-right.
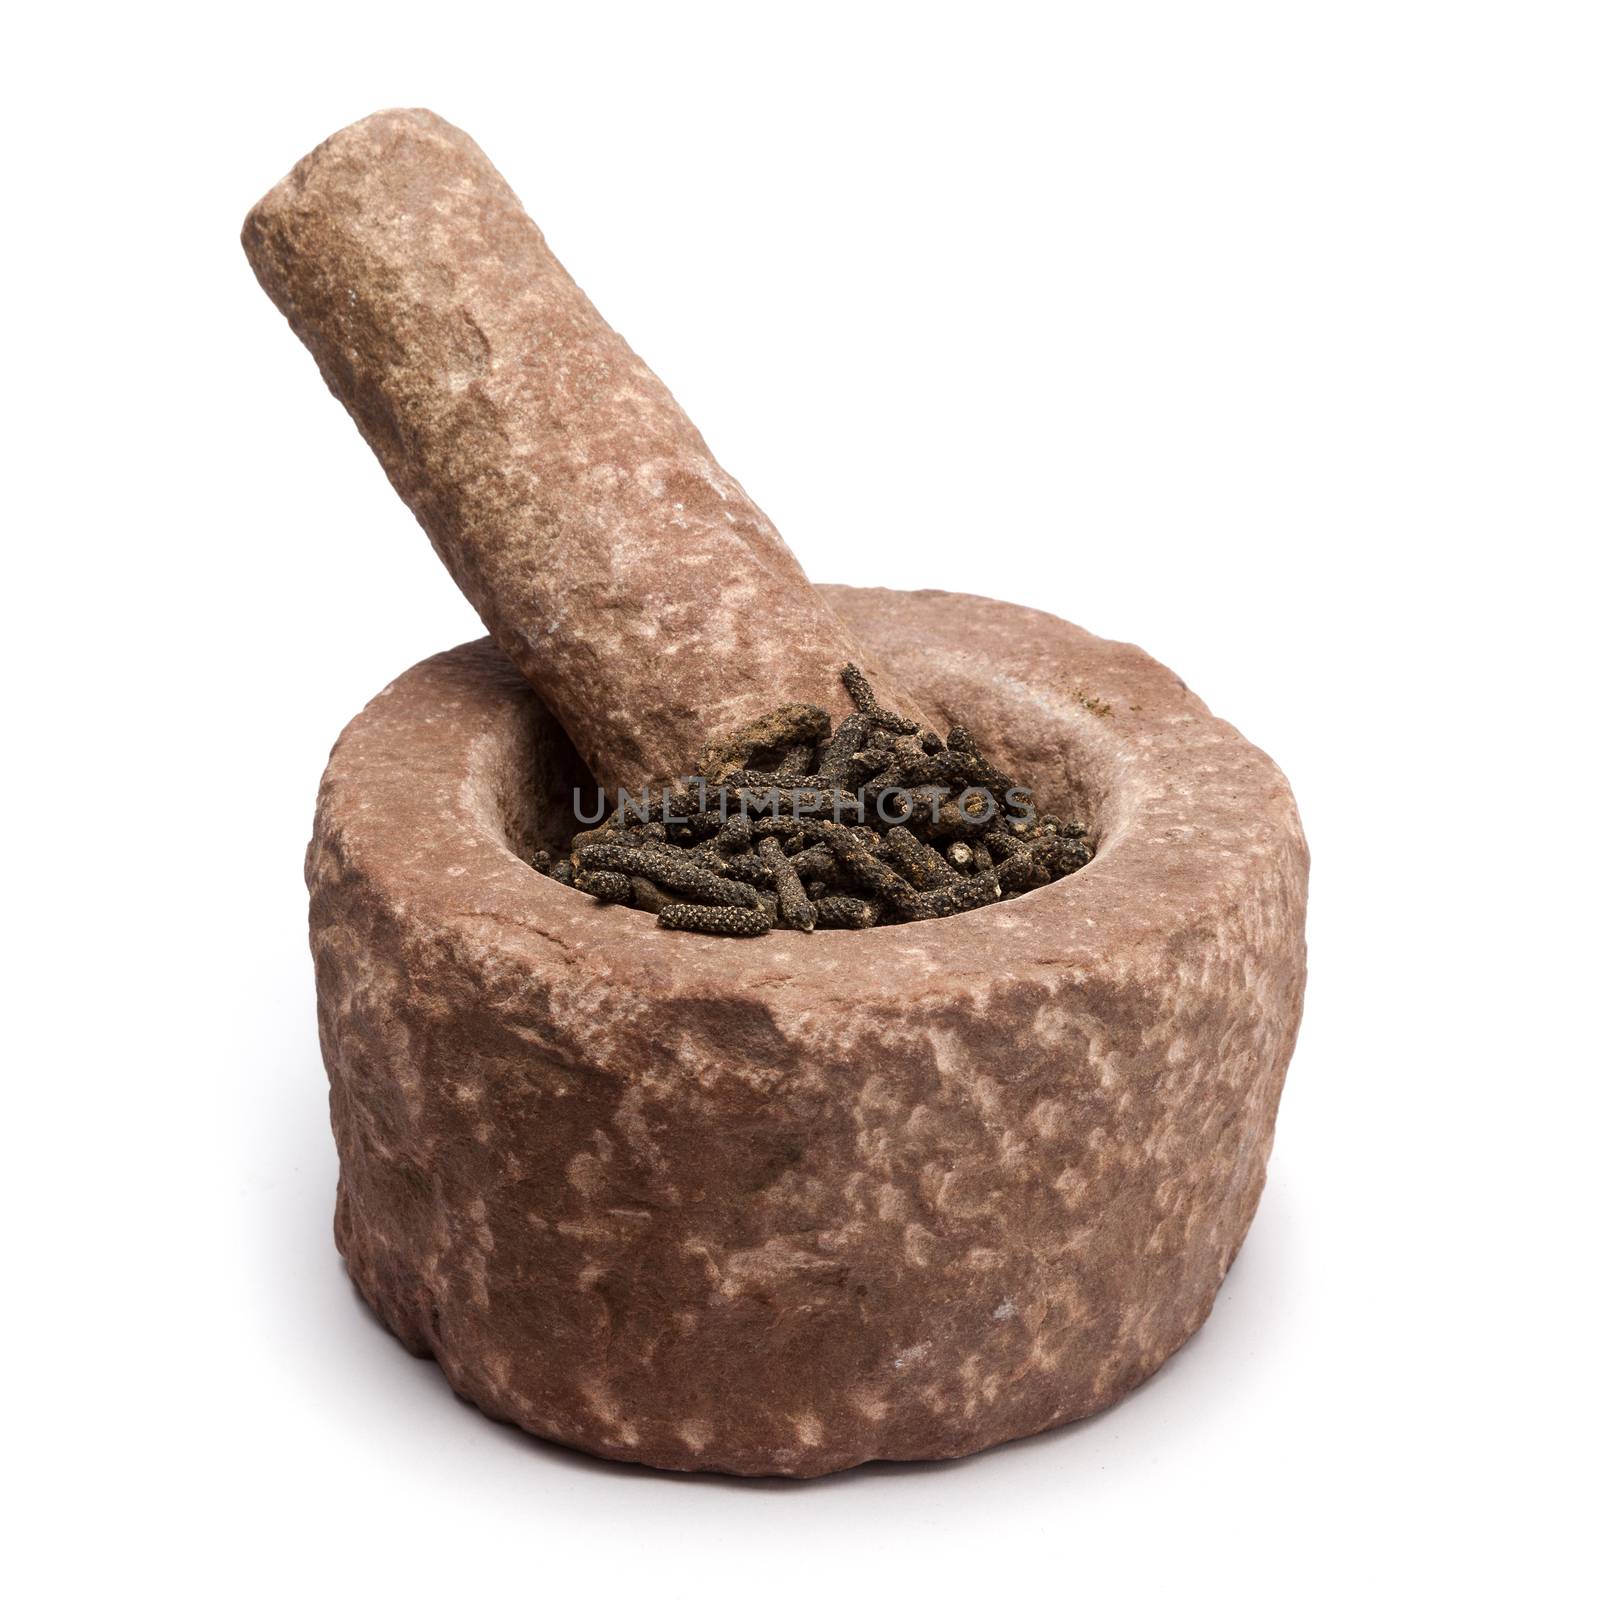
(533, 666), (1092, 936)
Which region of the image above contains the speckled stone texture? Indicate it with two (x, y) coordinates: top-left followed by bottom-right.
(243, 110), (924, 789)
(310, 586), (1308, 1477)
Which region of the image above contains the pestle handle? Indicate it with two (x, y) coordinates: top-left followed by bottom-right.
(243, 109), (927, 789)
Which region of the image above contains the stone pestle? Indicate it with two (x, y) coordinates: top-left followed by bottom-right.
(242, 108), (928, 791)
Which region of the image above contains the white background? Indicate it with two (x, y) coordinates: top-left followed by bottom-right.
(8, 4), (1595, 1595)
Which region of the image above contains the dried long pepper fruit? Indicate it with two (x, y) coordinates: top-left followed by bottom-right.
(536, 666), (1092, 936)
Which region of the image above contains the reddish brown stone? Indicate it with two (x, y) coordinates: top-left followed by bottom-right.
(309, 586), (1308, 1477)
(243, 110), (926, 789)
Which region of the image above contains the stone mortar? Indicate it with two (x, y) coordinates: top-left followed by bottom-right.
(309, 584), (1308, 1477)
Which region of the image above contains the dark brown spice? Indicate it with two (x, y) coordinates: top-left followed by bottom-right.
(775, 744), (812, 780)
(758, 836), (818, 932)
(534, 665), (1093, 936)
(883, 825), (959, 890)
(574, 840), (764, 909)
(659, 903), (773, 937)
(816, 712), (870, 781)
(575, 869), (632, 902)
(714, 814), (753, 855)
(815, 821), (930, 919)
(813, 895), (880, 929)
(629, 875), (675, 913)
(841, 662), (920, 734)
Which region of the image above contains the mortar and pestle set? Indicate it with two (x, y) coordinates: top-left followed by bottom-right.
(244, 110), (1308, 1478)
